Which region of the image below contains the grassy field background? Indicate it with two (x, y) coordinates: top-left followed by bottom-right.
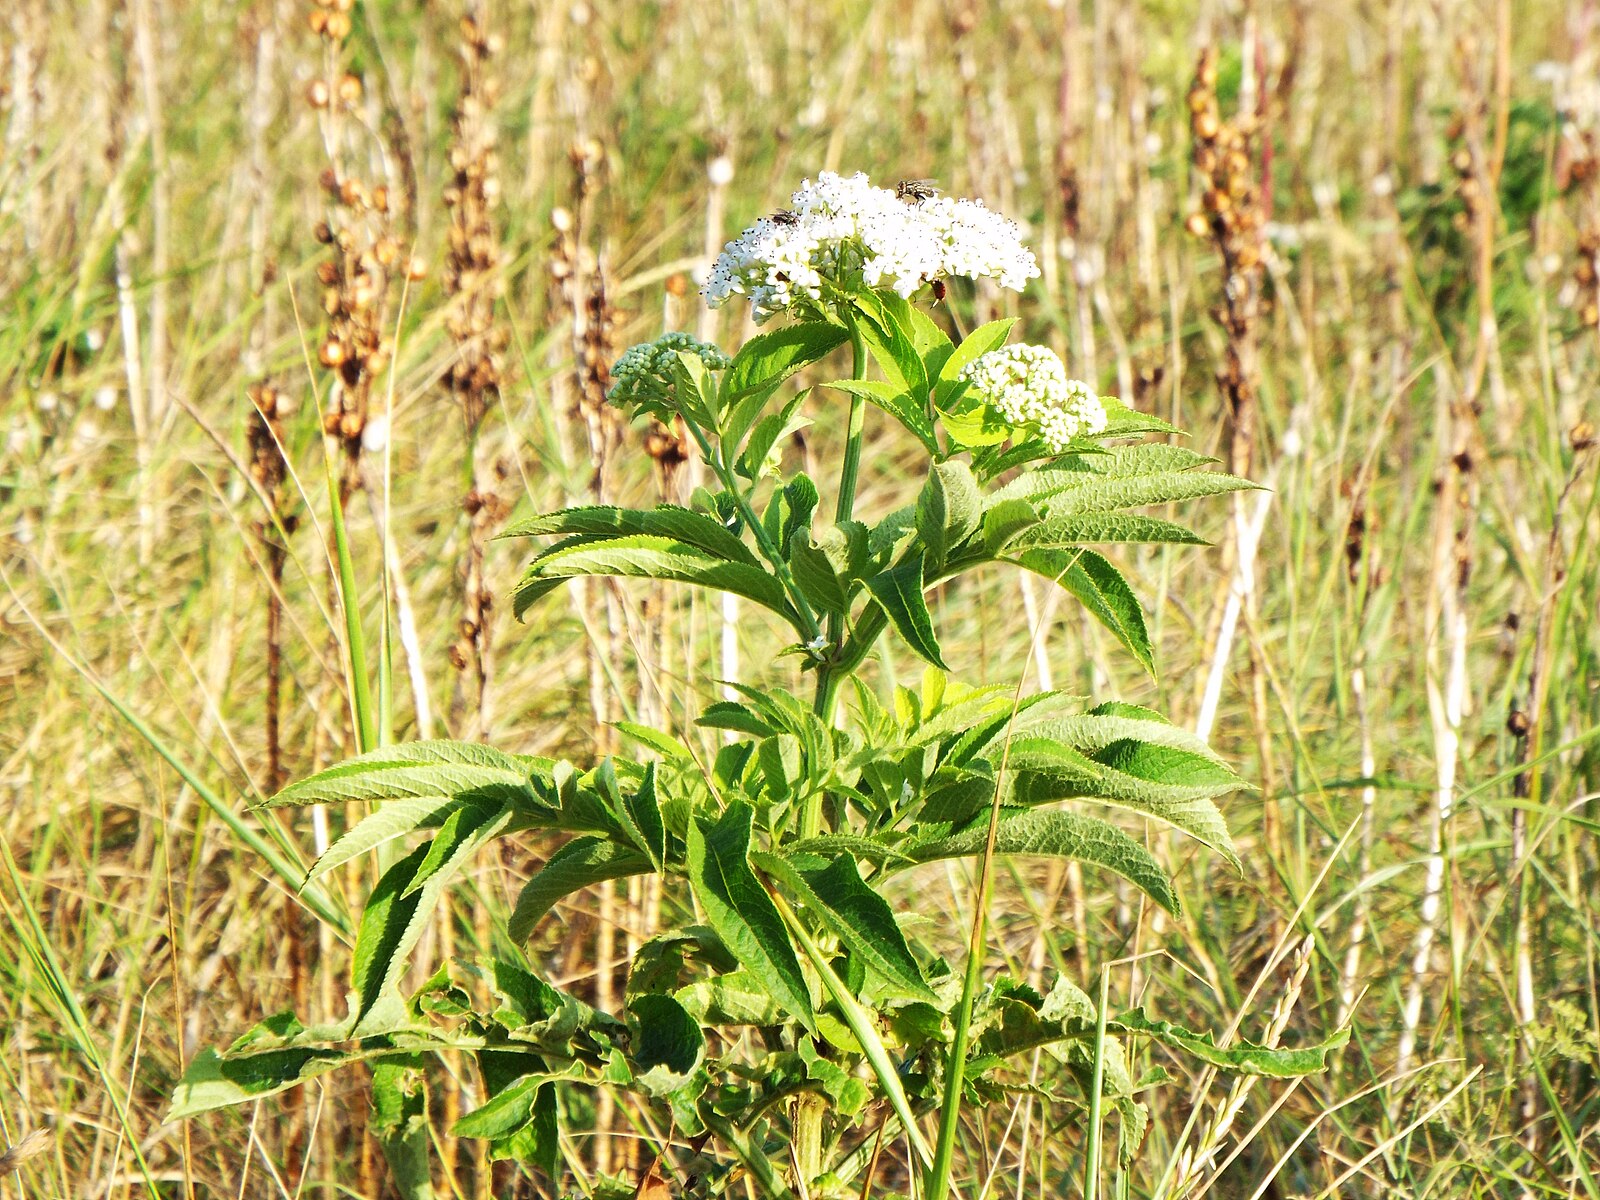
(3, 0), (1599, 1196)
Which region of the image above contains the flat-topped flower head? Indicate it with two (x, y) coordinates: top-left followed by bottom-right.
(609, 331), (731, 414)
(703, 171), (1039, 322)
(958, 344), (1107, 452)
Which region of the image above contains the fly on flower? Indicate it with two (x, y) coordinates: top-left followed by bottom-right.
(895, 178), (941, 202)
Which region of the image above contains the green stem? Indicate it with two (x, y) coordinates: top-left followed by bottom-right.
(680, 417), (824, 645)
(1083, 965), (1111, 1199)
(810, 320), (870, 725)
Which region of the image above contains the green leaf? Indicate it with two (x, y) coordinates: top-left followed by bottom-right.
(933, 317), (1016, 408)
(263, 740), (539, 810)
(854, 294), (929, 400)
(981, 498), (1043, 553)
(1009, 547), (1154, 676)
(305, 796), (468, 886)
(789, 532), (852, 615)
(784, 834), (914, 867)
(1000, 729), (1241, 867)
(617, 762), (667, 870)
(737, 389), (811, 479)
(168, 1025), (413, 1119)
(1011, 512), (1209, 547)
(628, 993), (706, 1095)
(350, 803), (513, 1035)
(675, 969), (784, 1026)
(756, 852), (936, 1002)
(865, 554), (947, 669)
(823, 378), (938, 452)
(612, 721), (692, 759)
(1112, 1009), (1350, 1077)
(454, 1070), (574, 1139)
(498, 503), (756, 564)
(907, 304), (955, 383)
(507, 837), (654, 942)
(762, 474), (820, 557)
(902, 809), (1179, 915)
(686, 801), (815, 1031)
(512, 535), (797, 624)
(916, 460), (982, 570)
(722, 321), (850, 401)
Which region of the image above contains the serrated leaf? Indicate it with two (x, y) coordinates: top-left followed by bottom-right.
(496, 504), (757, 566)
(512, 535), (797, 624)
(675, 969), (784, 1026)
(756, 852), (936, 1002)
(737, 390), (810, 479)
(305, 795), (468, 886)
(612, 721), (692, 759)
(618, 762), (667, 870)
(1001, 735), (1240, 868)
(853, 294), (929, 400)
(1010, 547), (1154, 676)
(987, 445), (1226, 505)
(982, 497), (1043, 553)
(901, 809), (1179, 915)
(823, 378), (938, 452)
(507, 837), (654, 942)
(696, 701), (779, 738)
(789, 533), (851, 615)
(628, 993), (706, 1095)
(686, 801), (815, 1031)
(722, 321), (850, 401)
(784, 834), (914, 867)
(263, 741), (538, 810)
(865, 554), (947, 669)
(348, 801), (513, 1035)
(1011, 512), (1209, 547)
(916, 460), (982, 570)
(1112, 1008), (1350, 1077)
(453, 1069), (575, 1139)
(933, 317), (1016, 408)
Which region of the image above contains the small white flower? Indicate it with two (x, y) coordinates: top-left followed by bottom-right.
(36, 391), (58, 414)
(707, 156), (735, 187)
(805, 634), (829, 654)
(94, 386), (118, 411)
(957, 344), (1107, 452)
(703, 170), (1039, 322)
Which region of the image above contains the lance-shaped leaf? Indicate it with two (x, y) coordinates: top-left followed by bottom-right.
(986, 444), (1234, 506)
(1008, 547), (1154, 676)
(453, 1067), (580, 1139)
(628, 993), (706, 1096)
(497, 504), (757, 566)
(305, 795), (469, 887)
(1010, 512), (1210, 547)
(854, 293), (929, 400)
(823, 378), (938, 452)
(687, 801), (815, 1031)
(916, 460), (982, 570)
(350, 801), (515, 1035)
(508, 836), (655, 942)
(262, 740), (540, 810)
(865, 554), (947, 669)
(899, 809), (1179, 915)
(737, 389), (811, 479)
(999, 732), (1241, 867)
(617, 761), (667, 870)
(722, 321), (850, 401)
(753, 851), (936, 1002)
(932, 317), (1016, 409)
(1111, 1008), (1350, 1077)
(512, 535), (798, 624)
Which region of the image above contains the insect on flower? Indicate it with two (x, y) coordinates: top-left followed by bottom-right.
(769, 208), (801, 226)
(896, 178), (941, 202)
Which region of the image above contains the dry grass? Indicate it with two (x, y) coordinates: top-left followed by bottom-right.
(2, 1), (1599, 1196)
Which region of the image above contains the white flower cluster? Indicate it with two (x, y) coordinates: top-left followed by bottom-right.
(703, 171), (1039, 322)
(957, 344), (1108, 452)
(609, 331), (730, 409)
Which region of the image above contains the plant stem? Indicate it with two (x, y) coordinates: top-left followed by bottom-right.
(811, 320), (869, 724)
(1083, 964), (1110, 1199)
(679, 417), (824, 645)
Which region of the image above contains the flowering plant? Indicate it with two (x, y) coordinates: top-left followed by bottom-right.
(172, 172), (1342, 1198)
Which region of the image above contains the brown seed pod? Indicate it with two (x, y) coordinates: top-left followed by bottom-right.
(318, 338), (348, 368)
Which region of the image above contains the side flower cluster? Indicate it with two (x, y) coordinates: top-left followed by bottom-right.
(703, 171), (1039, 322)
(609, 331), (730, 412)
(958, 344), (1108, 452)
